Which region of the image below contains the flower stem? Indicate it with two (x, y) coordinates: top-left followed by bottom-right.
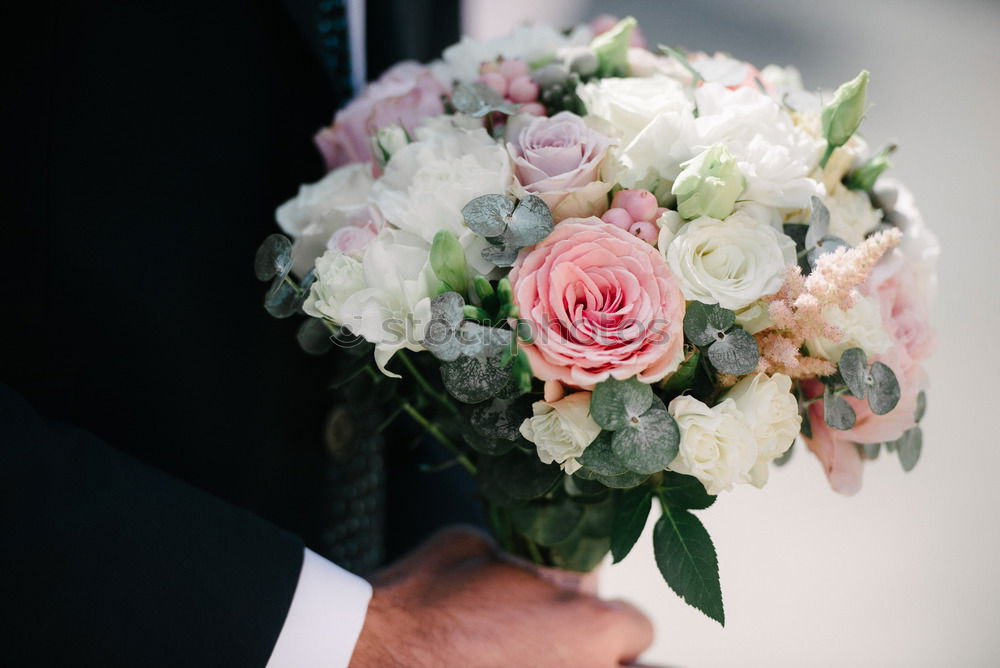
(396, 350), (459, 415)
(819, 143), (836, 169)
(401, 401), (476, 475)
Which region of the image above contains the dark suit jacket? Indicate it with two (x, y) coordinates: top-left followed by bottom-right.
(0, 1), (459, 665)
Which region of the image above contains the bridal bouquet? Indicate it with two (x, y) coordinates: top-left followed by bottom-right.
(256, 16), (937, 624)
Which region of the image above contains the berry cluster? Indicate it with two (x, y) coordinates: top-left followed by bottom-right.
(600, 189), (665, 245)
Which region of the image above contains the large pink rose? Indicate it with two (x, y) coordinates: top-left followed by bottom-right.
(507, 112), (615, 222)
(875, 269), (935, 364)
(509, 217), (686, 388)
(314, 62), (448, 171)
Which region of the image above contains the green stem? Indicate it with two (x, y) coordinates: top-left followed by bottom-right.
(401, 402), (476, 475)
(282, 274), (302, 295)
(396, 350), (459, 415)
(819, 143), (836, 169)
(524, 538), (545, 565)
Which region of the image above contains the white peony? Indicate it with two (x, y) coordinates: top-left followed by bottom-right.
(438, 24), (590, 84)
(667, 396), (758, 495)
(722, 373), (801, 487)
(519, 392), (601, 475)
(806, 294), (893, 363)
(665, 207), (797, 310)
(275, 163), (376, 276)
(370, 117), (512, 276)
(824, 183), (882, 247)
(303, 249), (366, 325)
(338, 228), (436, 376)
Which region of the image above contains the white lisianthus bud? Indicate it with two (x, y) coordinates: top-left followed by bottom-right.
(722, 373), (801, 487)
(519, 392), (601, 474)
(667, 396), (758, 495)
(672, 144), (746, 220)
(806, 294), (893, 363)
(371, 124), (410, 168)
(822, 70), (869, 150)
(302, 249), (366, 326)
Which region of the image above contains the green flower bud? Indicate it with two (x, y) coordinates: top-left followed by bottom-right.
(672, 144), (746, 220)
(591, 16), (636, 78)
(822, 70), (869, 150)
(430, 229), (468, 295)
(846, 144), (894, 192)
(512, 347), (534, 394)
(371, 124), (410, 169)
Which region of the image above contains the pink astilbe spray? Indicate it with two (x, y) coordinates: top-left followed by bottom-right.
(757, 228), (903, 378)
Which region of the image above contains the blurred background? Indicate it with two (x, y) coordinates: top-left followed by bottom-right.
(463, 1), (1000, 665)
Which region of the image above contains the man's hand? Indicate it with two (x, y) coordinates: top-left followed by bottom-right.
(350, 526), (654, 668)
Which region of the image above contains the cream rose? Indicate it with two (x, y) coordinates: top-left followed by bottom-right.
(824, 183), (882, 247)
(722, 373), (800, 487)
(665, 207), (797, 310)
(667, 396), (758, 494)
(806, 294), (892, 363)
(519, 392), (601, 474)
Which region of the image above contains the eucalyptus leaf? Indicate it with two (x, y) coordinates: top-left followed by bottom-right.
(838, 347), (869, 399)
(469, 395), (534, 441)
(896, 426), (922, 472)
(860, 442), (881, 459)
(564, 475), (612, 503)
(574, 468), (649, 488)
(824, 388), (857, 430)
(591, 377), (655, 431)
(264, 277), (302, 318)
(462, 194), (514, 237)
(914, 391), (928, 423)
(578, 431), (630, 476)
(807, 236), (850, 270)
(481, 449), (562, 500)
(422, 292), (466, 362)
(868, 361), (900, 415)
(254, 234), (293, 281)
(296, 318), (333, 355)
(452, 82), (519, 117)
(479, 195), (554, 268)
(611, 486), (652, 563)
(549, 496), (615, 572)
(706, 327), (759, 375)
(463, 430), (519, 456)
(684, 301), (735, 347)
(439, 325), (513, 403)
(659, 471), (716, 510)
(654, 507), (725, 626)
(804, 196), (831, 249)
(611, 407), (680, 475)
(510, 499), (585, 546)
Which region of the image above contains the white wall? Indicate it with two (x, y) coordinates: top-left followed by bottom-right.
(463, 1), (1000, 665)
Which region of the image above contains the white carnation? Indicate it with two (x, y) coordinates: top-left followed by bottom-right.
(275, 163), (375, 276)
(303, 249), (366, 325)
(806, 294), (893, 363)
(667, 396), (758, 495)
(370, 117), (512, 276)
(665, 207), (797, 310)
(519, 392), (601, 475)
(722, 373), (801, 487)
(824, 183), (882, 247)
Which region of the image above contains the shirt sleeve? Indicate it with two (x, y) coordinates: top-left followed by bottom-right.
(266, 548), (374, 668)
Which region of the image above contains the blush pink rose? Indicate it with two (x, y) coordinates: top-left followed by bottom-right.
(509, 217), (686, 389)
(314, 62), (448, 171)
(875, 270), (935, 364)
(507, 112), (615, 222)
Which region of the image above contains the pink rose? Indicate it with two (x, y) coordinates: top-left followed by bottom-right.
(314, 62), (448, 171)
(507, 112), (615, 222)
(875, 270), (935, 364)
(509, 217), (686, 389)
(326, 206), (383, 257)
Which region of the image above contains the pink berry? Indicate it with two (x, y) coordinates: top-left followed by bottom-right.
(612, 189), (658, 222)
(601, 207), (634, 230)
(629, 221), (659, 244)
(508, 75), (539, 104)
(499, 58), (529, 80)
(519, 102), (547, 116)
(478, 71), (507, 97)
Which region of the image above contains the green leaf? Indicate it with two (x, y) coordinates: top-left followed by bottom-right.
(838, 347), (869, 399)
(659, 471), (716, 510)
(860, 442), (881, 459)
(591, 377), (655, 431)
(430, 229), (468, 295)
(254, 234), (293, 281)
(684, 301), (735, 348)
(578, 431), (630, 476)
(914, 391), (928, 423)
(296, 318), (333, 355)
(660, 347), (700, 397)
(823, 387), (857, 430)
(264, 275), (303, 318)
(653, 507), (725, 625)
(481, 449), (562, 501)
(706, 327), (759, 375)
(846, 144), (894, 192)
(804, 196), (831, 250)
(473, 275), (499, 313)
(511, 348), (534, 395)
(564, 475), (612, 503)
(480, 195), (555, 267)
(821, 70), (869, 149)
(611, 486), (652, 563)
(463, 430), (519, 456)
(549, 495), (615, 572)
(511, 498), (585, 546)
(591, 16), (635, 78)
(868, 361), (900, 415)
(611, 407), (680, 475)
(439, 325), (513, 403)
(452, 82), (519, 118)
(895, 426), (922, 472)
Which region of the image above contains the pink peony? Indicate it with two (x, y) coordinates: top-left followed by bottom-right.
(509, 217), (686, 389)
(507, 112), (615, 222)
(314, 62), (448, 171)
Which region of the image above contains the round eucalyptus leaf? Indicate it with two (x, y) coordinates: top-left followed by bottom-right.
(867, 361), (901, 415)
(462, 194), (514, 237)
(838, 347), (869, 399)
(578, 431), (630, 476)
(804, 196), (831, 249)
(591, 377), (655, 431)
(914, 390), (927, 423)
(860, 442), (881, 459)
(548, 532), (611, 573)
(564, 475), (612, 502)
(896, 427), (922, 472)
(706, 327), (759, 375)
(575, 468), (649, 488)
(611, 408), (680, 475)
(485, 449), (562, 500)
(429, 291), (465, 329)
(296, 318), (333, 355)
(807, 235), (850, 270)
(507, 195), (554, 248)
(469, 395), (534, 441)
(823, 389), (857, 430)
(440, 347), (511, 404)
(510, 498), (585, 546)
(254, 234), (293, 281)
(683, 301), (735, 347)
(264, 277), (302, 318)
(463, 430), (519, 456)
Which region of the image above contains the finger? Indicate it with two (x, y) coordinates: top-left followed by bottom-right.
(603, 599), (655, 664)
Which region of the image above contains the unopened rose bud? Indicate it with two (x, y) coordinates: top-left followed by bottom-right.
(671, 144), (745, 220)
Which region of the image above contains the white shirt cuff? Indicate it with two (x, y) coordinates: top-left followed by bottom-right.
(266, 548), (373, 668)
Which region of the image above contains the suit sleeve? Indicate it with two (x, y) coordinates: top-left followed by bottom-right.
(0, 384), (305, 667)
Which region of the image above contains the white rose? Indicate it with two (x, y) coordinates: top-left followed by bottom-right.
(276, 163), (376, 276)
(370, 117), (512, 276)
(338, 228), (436, 376)
(722, 373), (801, 487)
(303, 249), (366, 325)
(667, 396), (757, 495)
(806, 294), (893, 362)
(665, 207), (797, 310)
(519, 392), (601, 475)
(823, 183), (882, 247)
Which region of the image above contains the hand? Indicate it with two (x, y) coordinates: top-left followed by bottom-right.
(349, 526), (654, 668)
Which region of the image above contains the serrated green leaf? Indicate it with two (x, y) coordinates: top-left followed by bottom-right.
(591, 377), (655, 431)
(653, 507), (724, 625)
(611, 407), (680, 475)
(706, 327), (759, 375)
(611, 486), (652, 563)
(659, 472), (716, 510)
